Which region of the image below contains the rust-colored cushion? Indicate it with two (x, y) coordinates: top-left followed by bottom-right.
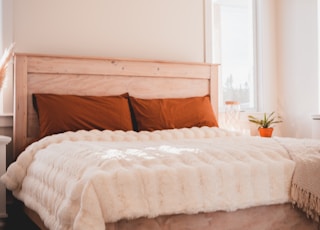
(33, 94), (133, 138)
(129, 95), (219, 131)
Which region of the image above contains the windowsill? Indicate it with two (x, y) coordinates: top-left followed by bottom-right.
(219, 111), (263, 136)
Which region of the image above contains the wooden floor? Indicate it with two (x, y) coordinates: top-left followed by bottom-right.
(0, 203), (39, 230)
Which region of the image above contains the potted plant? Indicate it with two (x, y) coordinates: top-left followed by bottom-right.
(248, 112), (282, 137)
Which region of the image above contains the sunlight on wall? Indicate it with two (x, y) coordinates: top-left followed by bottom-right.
(0, 0), (14, 115)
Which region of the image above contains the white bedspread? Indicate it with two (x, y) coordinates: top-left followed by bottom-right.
(1, 127), (298, 230)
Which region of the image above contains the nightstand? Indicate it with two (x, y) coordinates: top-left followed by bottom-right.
(0, 135), (11, 218)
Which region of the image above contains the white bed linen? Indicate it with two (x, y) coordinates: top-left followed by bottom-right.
(1, 127), (297, 230)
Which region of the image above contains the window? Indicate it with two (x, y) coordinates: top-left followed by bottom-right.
(206, 0), (257, 111)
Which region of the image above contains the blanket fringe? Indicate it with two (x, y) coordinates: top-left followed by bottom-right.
(291, 183), (320, 222)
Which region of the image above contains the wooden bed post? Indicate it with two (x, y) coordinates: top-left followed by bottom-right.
(13, 54), (28, 159)
(210, 64), (219, 122)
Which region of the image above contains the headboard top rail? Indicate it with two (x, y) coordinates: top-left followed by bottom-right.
(16, 53), (214, 79)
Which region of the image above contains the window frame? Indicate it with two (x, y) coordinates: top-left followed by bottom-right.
(204, 0), (260, 112)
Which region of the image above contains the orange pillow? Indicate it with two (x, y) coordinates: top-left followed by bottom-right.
(129, 95), (218, 131)
(33, 94), (133, 138)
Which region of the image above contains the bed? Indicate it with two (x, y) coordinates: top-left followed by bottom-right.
(1, 53), (320, 230)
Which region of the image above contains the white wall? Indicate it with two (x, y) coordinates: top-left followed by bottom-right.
(254, 0), (319, 138)
(13, 0), (205, 63)
(276, 0), (318, 138)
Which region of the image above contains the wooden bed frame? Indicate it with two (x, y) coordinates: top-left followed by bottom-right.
(12, 53), (318, 230)
(13, 53), (219, 159)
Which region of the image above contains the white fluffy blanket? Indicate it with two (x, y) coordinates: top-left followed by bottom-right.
(1, 127), (299, 230)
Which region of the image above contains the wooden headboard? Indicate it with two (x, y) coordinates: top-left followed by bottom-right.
(13, 53), (219, 158)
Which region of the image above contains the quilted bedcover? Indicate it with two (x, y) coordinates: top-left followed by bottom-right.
(1, 127), (315, 230)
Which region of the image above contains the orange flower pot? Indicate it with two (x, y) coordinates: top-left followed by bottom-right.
(259, 127), (273, 137)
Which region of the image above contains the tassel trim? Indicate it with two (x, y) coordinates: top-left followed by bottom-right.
(291, 183), (320, 222)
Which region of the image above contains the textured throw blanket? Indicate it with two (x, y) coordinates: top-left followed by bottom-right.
(276, 137), (320, 222)
(1, 127), (317, 230)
